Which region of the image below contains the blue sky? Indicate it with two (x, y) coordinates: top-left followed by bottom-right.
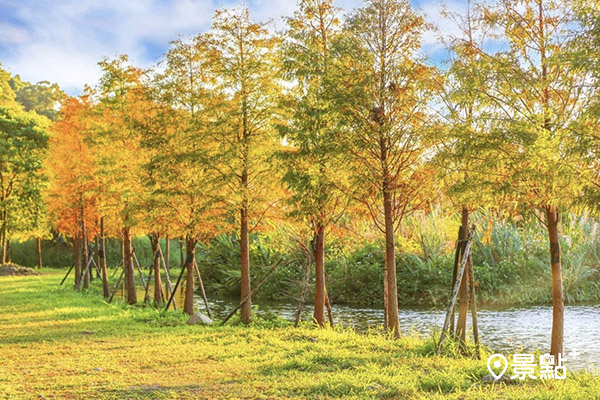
(0, 0), (463, 95)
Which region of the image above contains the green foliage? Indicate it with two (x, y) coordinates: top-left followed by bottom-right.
(0, 105), (50, 246)
(11, 211), (600, 306)
(277, 0), (350, 230)
(327, 242), (385, 305)
(8, 75), (64, 120)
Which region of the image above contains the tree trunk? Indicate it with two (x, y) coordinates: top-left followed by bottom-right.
(36, 237), (43, 269)
(121, 237), (125, 269)
(94, 235), (100, 279)
(122, 227), (137, 305)
(100, 217), (110, 298)
(179, 238), (184, 269)
(383, 264), (388, 327)
(383, 189), (401, 338)
(165, 234), (170, 272)
(0, 209), (6, 264)
(313, 224), (326, 327)
(74, 236), (81, 289)
(455, 207), (470, 341)
(240, 204), (252, 324)
(546, 206), (564, 359)
(151, 235), (164, 304)
(81, 209), (89, 289)
(184, 237), (196, 315)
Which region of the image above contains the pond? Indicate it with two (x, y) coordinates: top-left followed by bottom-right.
(197, 298), (599, 371)
(120, 283), (600, 371)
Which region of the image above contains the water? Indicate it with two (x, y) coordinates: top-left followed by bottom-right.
(122, 284), (600, 370)
(194, 296), (600, 371)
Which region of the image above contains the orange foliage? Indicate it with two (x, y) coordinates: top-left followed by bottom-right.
(45, 96), (98, 239)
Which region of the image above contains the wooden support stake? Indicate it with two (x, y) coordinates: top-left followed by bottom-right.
(76, 254), (95, 291)
(294, 243), (312, 327)
(164, 261), (187, 311)
(222, 258), (283, 325)
(91, 256), (102, 277)
(110, 259), (122, 279)
(108, 269), (125, 303)
(325, 289), (334, 327)
(132, 250), (148, 292)
(60, 264), (75, 285)
(468, 254), (480, 359)
(143, 255), (155, 303)
(449, 226), (467, 333)
(158, 244), (177, 310)
(192, 259), (212, 317)
(437, 226), (475, 354)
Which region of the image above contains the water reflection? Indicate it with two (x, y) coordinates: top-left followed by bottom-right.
(119, 285), (600, 370)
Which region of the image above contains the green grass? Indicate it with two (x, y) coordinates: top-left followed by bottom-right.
(0, 270), (599, 399)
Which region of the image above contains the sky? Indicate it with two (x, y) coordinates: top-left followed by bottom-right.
(0, 0), (464, 95)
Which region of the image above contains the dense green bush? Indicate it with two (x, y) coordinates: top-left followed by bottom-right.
(10, 235), (182, 271)
(8, 211), (600, 306)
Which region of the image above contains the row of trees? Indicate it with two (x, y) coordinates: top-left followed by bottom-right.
(0, 66), (62, 264)
(3, 0), (600, 359)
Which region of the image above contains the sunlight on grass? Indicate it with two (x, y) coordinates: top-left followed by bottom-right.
(0, 271), (598, 399)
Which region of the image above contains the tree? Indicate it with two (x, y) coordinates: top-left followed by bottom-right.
(6, 71), (64, 270)
(279, 0), (351, 327)
(94, 56), (149, 305)
(46, 95), (100, 289)
(147, 34), (226, 313)
(333, 0), (435, 337)
(0, 98), (50, 263)
(9, 75), (63, 121)
(433, 0), (497, 343)
(211, 7), (282, 324)
(479, 0), (596, 358)
(574, 1), (600, 212)
(0, 66), (17, 106)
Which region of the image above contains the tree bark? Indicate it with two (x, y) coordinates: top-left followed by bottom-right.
(455, 207), (470, 341)
(36, 237), (43, 269)
(313, 224), (326, 327)
(151, 235), (164, 304)
(184, 237), (196, 315)
(0, 209), (6, 264)
(383, 264), (389, 328)
(122, 227), (137, 305)
(81, 208), (89, 289)
(74, 235), (81, 289)
(179, 238), (184, 269)
(240, 203), (252, 324)
(383, 188), (401, 338)
(100, 217), (110, 298)
(94, 235), (100, 279)
(121, 237), (125, 270)
(165, 234), (170, 272)
(546, 206), (564, 359)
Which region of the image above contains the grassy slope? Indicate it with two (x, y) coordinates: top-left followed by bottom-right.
(0, 271), (598, 400)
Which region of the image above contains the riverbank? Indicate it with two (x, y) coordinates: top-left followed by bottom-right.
(0, 270), (598, 399)
(9, 211), (600, 309)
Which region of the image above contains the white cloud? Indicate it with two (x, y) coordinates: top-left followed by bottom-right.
(0, 0), (464, 94)
(0, 23), (30, 45)
(1, 0), (217, 93)
(417, 0), (467, 48)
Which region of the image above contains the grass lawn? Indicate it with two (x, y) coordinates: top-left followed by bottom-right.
(0, 270), (598, 399)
